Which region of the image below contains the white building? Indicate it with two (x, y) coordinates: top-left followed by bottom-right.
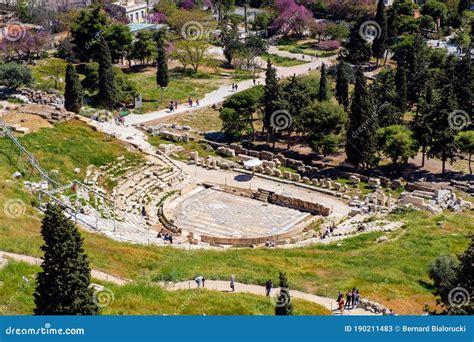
(108, 0), (149, 23)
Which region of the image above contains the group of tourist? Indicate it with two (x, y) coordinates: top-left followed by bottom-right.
(230, 83), (239, 92)
(336, 288), (360, 311)
(264, 239), (276, 247)
(157, 231), (173, 244)
(168, 100), (178, 112)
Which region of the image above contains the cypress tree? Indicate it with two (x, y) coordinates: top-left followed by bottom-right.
(454, 55), (473, 113)
(346, 67), (377, 169)
(64, 63), (83, 114)
(155, 32), (169, 103)
(335, 61), (349, 110)
(372, 0), (388, 67)
(263, 59), (279, 143)
(275, 272), (293, 316)
(318, 63), (329, 102)
(395, 66), (407, 113)
(34, 204), (98, 315)
(412, 82), (434, 168)
(427, 84), (459, 174)
(95, 36), (116, 109)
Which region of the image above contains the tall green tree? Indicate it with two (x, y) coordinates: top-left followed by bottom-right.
(372, 0), (388, 67)
(395, 66), (408, 114)
(454, 55), (473, 114)
(34, 204), (98, 315)
(345, 18), (372, 64)
(275, 272), (293, 316)
(155, 32), (169, 103)
(427, 84), (458, 174)
(335, 61), (349, 110)
(104, 23), (133, 64)
(412, 82), (435, 167)
(300, 101), (347, 155)
(318, 63), (329, 102)
(346, 67), (377, 169)
(95, 36), (116, 109)
(263, 59), (279, 142)
(456, 131), (474, 175)
(70, 5), (109, 61)
(429, 235), (474, 315)
(64, 63), (83, 114)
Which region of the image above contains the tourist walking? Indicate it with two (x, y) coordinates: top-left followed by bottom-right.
(265, 279), (273, 296)
(188, 97), (193, 107)
(174, 101), (178, 110)
(195, 276), (204, 288)
(230, 275), (235, 292)
(196, 99), (199, 106)
(345, 290), (352, 308)
(353, 288), (360, 307)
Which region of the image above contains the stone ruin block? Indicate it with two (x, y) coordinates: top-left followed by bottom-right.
(248, 150), (260, 158)
(368, 178), (381, 188)
(262, 160), (275, 168)
(273, 169), (282, 178)
(283, 171), (291, 179)
(260, 151), (274, 161)
(349, 175), (361, 184)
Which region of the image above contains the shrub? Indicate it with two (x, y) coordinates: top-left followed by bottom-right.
(0, 62), (33, 89)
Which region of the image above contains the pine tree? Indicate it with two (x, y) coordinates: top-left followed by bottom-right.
(275, 272), (293, 315)
(34, 204), (98, 315)
(95, 36), (116, 109)
(395, 66), (407, 113)
(427, 84), (459, 174)
(64, 63), (83, 114)
(263, 59), (279, 143)
(155, 32), (168, 103)
(335, 61), (349, 110)
(346, 67), (377, 169)
(318, 63), (329, 102)
(372, 0), (388, 67)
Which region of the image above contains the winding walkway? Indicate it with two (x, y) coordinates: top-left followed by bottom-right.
(125, 48), (338, 126)
(0, 251), (376, 315)
(163, 280), (376, 316)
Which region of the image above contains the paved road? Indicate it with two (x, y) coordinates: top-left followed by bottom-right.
(163, 280), (376, 316)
